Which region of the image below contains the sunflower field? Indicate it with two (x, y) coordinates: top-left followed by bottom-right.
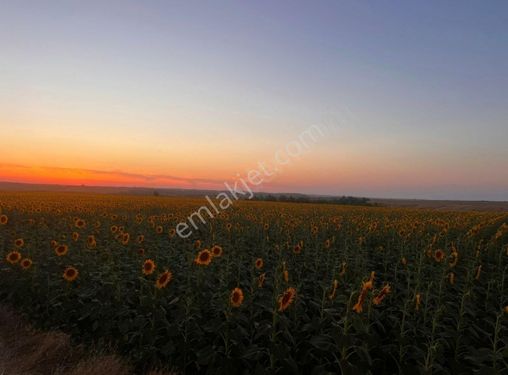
(0, 192), (507, 374)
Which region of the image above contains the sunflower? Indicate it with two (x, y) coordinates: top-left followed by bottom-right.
(87, 235), (97, 249)
(20, 258), (32, 270)
(50, 240), (58, 248)
(255, 258), (263, 269)
(211, 245), (223, 257)
(324, 239), (331, 249)
(226, 223), (232, 231)
(6, 251), (21, 264)
(110, 225), (118, 233)
(278, 287), (296, 312)
(194, 249), (212, 266)
(230, 287), (244, 308)
(121, 233), (130, 245)
(155, 270), (173, 289)
(72, 232), (79, 242)
(169, 228), (176, 238)
(449, 251), (458, 268)
(75, 219), (86, 229)
(353, 278), (374, 313)
(137, 234), (144, 244)
(415, 293), (421, 311)
(448, 272), (455, 285)
(0, 214), (8, 225)
(54, 244), (69, 257)
(372, 284), (391, 305)
(263, 223), (269, 230)
(194, 240), (202, 249)
(142, 259), (156, 275)
(293, 244), (302, 254)
(137, 248), (145, 256)
(328, 279), (339, 300)
(339, 262), (347, 277)
(434, 249), (445, 262)
(258, 273), (266, 288)
(283, 270), (289, 283)
(14, 238), (24, 248)
(369, 271), (375, 282)
(63, 266), (79, 282)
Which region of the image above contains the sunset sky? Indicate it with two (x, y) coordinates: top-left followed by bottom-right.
(1, 1), (507, 200)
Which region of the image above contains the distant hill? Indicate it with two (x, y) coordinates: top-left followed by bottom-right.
(1, 181), (507, 211)
(0, 181), (217, 197)
(0, 181), (372, 206)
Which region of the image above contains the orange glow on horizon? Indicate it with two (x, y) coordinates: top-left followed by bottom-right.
(0, 164), (223, 190)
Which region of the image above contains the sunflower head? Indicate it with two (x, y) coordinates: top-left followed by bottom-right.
(169, 228), (176, 238)
(75, 219), (86, 229)
(293, 244), (302, 254)
(230, 287), (244, 308)
(143, 259), (156, 275)
(211, 245), (223, 257)
(434, 249), (445, 262)
(0, 214), (8, 225)
(14, 238), (24, 248)
(155, 270), (173, 289)
(363, 280), (373, 291)
(195, 249), (212, 266)
(6, 251), (22, 264)
(278, 287), (296, 312)
(55, 244), (69, 257)
(63, 266), (78, 282)
(372, 284), (391, 305)
(255, 258), (263, 269)
(72, 232), (79, 242)
(137, 234), (144, 244)
(87, 235), (97, 249)
(20, 258), (33, 270)
(283, 270), (289, 283)
(258, 273), (266, 288)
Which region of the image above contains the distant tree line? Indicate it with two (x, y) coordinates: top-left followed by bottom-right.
(250, 194), (372, 206)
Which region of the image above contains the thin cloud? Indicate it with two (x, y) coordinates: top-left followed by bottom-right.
(0, 163), (224, 188)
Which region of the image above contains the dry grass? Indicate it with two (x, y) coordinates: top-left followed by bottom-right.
(0, 306), (175, 375)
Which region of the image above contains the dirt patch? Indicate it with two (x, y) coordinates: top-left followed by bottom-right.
(0, 306), (174, 375)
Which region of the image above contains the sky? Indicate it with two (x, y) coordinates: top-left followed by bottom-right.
(0, 1), (507, 200)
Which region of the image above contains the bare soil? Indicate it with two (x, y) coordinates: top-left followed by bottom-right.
(0, 305), (173, 375)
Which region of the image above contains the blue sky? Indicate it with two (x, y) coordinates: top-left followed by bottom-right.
(1, 1), (507, 200)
